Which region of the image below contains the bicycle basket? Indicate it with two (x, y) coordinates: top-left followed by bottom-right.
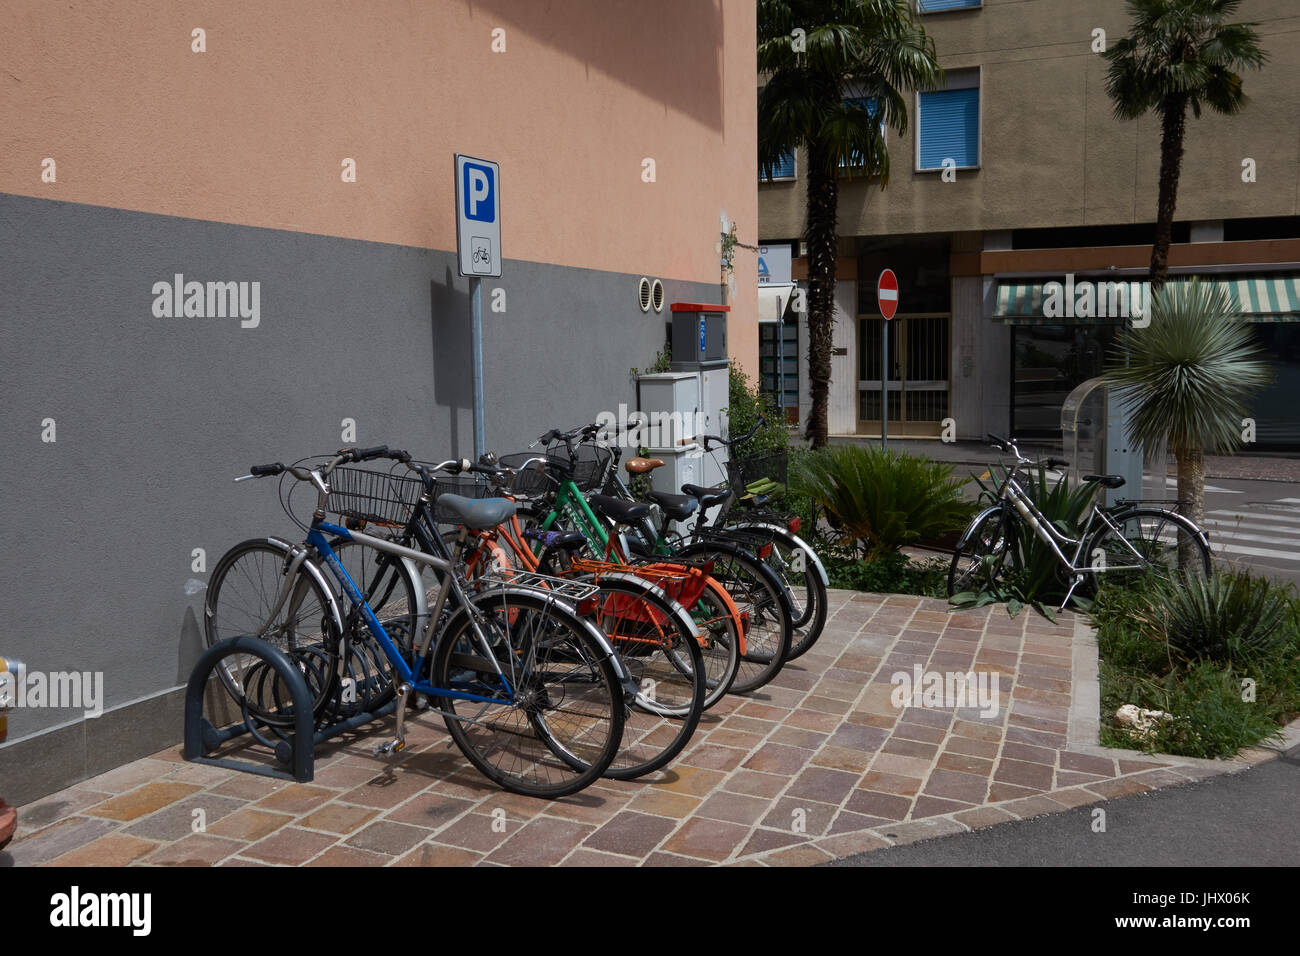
(497, 452), (566, 497)
(726, 451), (788, 499)
(564, 442), (616, 493)
(327, 467), (425, 527)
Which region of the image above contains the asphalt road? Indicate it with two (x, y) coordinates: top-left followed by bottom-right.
(829, 739), (1300, 867)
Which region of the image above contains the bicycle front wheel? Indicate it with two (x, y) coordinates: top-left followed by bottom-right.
(1086, 507), (1211, 591)
(724, 525), (828, 661)
(674, 543), (792, 695)
(203, 538), (342, 725)
(947, 508), (1017, 597)
(429, 589), (625, 798)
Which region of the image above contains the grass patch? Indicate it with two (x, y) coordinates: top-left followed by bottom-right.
(1094, 571), (1300, 759)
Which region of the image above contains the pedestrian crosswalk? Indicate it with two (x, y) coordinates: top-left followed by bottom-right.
(1203, 498), (1300, 564)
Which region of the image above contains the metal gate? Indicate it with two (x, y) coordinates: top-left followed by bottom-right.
(857, 313), (950, 437)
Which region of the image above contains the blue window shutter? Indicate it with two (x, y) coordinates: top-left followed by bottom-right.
(918, 87), (979, 169)
(919, 0), (981, 12)
(763, 150), (796, 180)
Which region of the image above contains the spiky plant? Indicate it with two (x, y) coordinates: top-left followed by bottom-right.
(1104, 279), (1270, 566)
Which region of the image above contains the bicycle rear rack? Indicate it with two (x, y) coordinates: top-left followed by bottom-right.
(477, 570), (600, 603)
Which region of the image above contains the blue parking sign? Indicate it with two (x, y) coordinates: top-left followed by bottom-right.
(462, 161), (495, 222)
(455, 154), (501, 277)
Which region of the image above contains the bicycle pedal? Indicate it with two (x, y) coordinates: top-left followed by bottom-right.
(373, 739), (406, 757)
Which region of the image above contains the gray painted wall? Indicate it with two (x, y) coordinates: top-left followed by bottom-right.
(0, 192), (714, 799)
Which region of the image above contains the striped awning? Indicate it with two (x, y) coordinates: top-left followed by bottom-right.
(993, 274), (1300, 324)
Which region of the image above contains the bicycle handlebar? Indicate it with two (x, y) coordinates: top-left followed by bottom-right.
(985, 435), (1070, 471)
(703, 416), (764, 452)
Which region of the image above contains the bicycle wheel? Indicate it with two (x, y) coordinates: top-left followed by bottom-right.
(328, 539), (420, 714)
(686, 575), (742, 709)
(429, 589), (625, 798)
(575, 575), (705, 779)
(724, 526), (828, 661)
(947, 508), (1018, 597)
(674, 542), (792, 695)
(1086, 507), (1211, 591)
(203, 538), (342, 723)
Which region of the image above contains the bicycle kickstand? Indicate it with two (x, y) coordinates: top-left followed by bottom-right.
(374, 682), (412, 756)
(1057, 573), (1085, 612)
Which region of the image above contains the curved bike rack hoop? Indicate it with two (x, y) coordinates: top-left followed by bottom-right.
(183, 636), (315, 783)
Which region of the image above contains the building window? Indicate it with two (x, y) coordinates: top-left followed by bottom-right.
(762, 150), (796, 181)
(918, 0), (982, 12)
(839, 97), (885, 172)
(917, 69), (980, 170)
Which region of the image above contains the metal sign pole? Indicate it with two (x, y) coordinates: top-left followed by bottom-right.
(881, 320), (888, 452)
(471, 276), (485, 459)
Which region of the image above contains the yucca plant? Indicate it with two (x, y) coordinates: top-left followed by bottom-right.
(1104, 279), (1271, 567)
(792, 445), (972, 559)
(1134, 569), (1294, 665)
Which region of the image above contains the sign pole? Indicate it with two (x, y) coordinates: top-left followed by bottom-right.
(470, 277), (485, 459)
(454, 153), (501, 462)
(876, 268), (899, 453)
(881, 319), (888, 452)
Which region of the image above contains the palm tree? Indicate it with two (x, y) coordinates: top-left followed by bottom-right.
(1102, 0), (1267, 291)
(758, 0), (940, 448)
(1104, 279), (1270, 566)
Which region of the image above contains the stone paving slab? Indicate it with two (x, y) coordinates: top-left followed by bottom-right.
(5, 590), (1293, 867)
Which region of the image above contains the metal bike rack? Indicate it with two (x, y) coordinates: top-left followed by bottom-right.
(184, 636), (403, 784)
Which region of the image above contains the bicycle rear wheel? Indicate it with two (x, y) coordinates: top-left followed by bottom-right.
(1086, 507), (1211, 591)
(429, 589), (625, 798)
(721, 525), (827, 661)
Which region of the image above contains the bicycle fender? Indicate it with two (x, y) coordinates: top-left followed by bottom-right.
(571, 570), (702, 640)
(732, 523), (829, 587)
(956, 505), (1006, 550)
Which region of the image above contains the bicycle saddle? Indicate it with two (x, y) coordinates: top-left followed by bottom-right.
(681, 483), (732, 510)
(625, 457), (665, 474)
(1083, 474), (1126, 489)
(436, 494), (516, 529)
(587, 494), (650, 525)
(647, 491), (698, 521)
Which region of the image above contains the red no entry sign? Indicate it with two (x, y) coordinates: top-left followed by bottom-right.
(877, 269), (899, 320)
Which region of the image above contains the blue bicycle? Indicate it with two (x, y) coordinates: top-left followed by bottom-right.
(204, 445), (629, 799)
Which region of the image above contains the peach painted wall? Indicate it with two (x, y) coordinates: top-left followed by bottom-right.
(0, 0), (758, 372)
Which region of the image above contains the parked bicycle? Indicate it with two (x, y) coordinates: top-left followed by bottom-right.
(204, 445), (630, 799)
(948, 434), (1212, 608)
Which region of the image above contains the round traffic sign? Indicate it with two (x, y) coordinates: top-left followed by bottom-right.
(877, 269), (899, 321)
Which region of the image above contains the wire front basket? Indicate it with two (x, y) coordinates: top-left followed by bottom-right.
(327, 467), (426, 527)
(726, 451), (788, 499)
(566, 442), (616, 492)
(497, 452), (566, 497)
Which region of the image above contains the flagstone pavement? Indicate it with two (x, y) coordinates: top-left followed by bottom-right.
(4, 590), (1288, 868)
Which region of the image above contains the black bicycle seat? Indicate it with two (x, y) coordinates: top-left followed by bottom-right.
(647, 491), (698, 521)
(587, 494), (649, 525)
(681, 483), (732, 510)
(1083, 474), (1126, 489)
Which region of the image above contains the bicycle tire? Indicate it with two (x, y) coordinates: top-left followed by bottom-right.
(720, 525), (828, 661)
(571, 574), (706, 779)
(672, 541), (792, 695)
(1085, 506), (1211, 591)
(429, 588), (625, 798)
(203, 538), (342, 724)
(328, 539), (420, 714)
(947, 507), (1018, 597)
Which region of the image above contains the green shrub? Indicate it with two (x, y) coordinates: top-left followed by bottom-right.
(1135, 570), (1292, 666)
(725, 361), (790, 459)
(822, 549), (948, 598)
(793, 444), (973, 559)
